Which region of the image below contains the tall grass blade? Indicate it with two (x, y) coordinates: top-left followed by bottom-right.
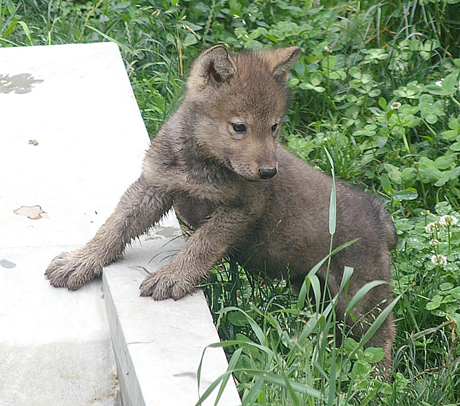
(248, 370), (323, 399)
(305, 238), (360, 282)
(327, 346), (337, 406)
(84, 25), (136, 55)
(339, 265), (354, 292)
(344, 280), (388, 315)
(324, 147), (336, 235)
(219, 306), (267, 347)
(358, 295), (401, 351)
(282, 371), (301, 405)
(16, 21), (32, 45)
(241, 377), (264, 405)
(213, 348), (243, 406)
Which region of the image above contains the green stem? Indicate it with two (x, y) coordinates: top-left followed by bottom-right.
(396, 111), (411, 154)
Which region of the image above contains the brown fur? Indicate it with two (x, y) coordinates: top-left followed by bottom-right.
(46, 46), (396, 371)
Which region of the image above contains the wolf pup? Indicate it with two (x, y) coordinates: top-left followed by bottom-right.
(46, 45), (396, 370)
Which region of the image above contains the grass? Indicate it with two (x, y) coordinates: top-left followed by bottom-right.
(2, 0), (459, 404)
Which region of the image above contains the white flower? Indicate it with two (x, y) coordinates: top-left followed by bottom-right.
(431, 254), (447, 268)
(421, 210), (430, 216)
(429, 238), (439, 247)
(425, 222), (440, 234)
(435, 79), (444, 87)
(439, 215), (458, 227)
(390, 102), (401, 110)
(324, 45), (333, 53)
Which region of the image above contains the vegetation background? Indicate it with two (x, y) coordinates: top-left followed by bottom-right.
(2, 0), (459, 404)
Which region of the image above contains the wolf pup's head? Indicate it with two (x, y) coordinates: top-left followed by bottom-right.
(185, 45), (300, 181)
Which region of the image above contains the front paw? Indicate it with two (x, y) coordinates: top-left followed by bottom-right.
(45, 251), (101, 290)
(139, 265), (196, 300)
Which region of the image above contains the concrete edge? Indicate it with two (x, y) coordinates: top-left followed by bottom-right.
(103, 274), (145, 406)
(102, 233), (241, 406)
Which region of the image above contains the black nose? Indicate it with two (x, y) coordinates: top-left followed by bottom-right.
(259, 167), (277, 179)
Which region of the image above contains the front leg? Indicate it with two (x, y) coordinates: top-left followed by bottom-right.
(46, 177), (172, 290)
(140, 206), (254, 300)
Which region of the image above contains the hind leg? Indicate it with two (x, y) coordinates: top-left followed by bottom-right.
(339, 282), (395, 373)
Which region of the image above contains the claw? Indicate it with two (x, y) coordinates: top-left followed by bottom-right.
(139, 265), (194, 300)
(45, 251), (100, 290)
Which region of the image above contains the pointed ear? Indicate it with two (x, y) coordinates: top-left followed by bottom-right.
(188, 45), (236, 92)
(263, 46), (301, 83)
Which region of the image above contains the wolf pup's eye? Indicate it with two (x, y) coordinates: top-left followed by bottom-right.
(271, 123), (278, 132)
(233, 123), (247, 133)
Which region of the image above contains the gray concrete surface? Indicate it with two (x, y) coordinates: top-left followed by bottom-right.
(0, 42), (240, 405)
(103, 222), (241, 406)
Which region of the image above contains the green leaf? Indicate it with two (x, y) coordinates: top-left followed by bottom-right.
(418, 157), (444, 183)
(380, 173), (393, 194)
(426, 84), (447, 95)
(321, 55), (337, 70)
(434, 155), (455, 170)
(349, 66), (362, 79)
(449, 117), (460, 130)
(450, 142), (460, 151)
(393, 190), (418, 201)
(299, 83), (326, 93)
(434, 201), (453, 215)
(294, 61), (305, 76)
(425, 113), (438, 124)
(351, 359), (371, 378)
(310, 72), (323, 86)
(426, 301), (441, 310)
(441, 129), (459, 140)
(384, 163), (402, 184)
(406, 236), (426, 250)
(6, 0), (17, 15)
(401, 168), (417, 182)
(329, 71), (346, 80)
(364, 347), (385, 363)
(228, 311), (249, 327)
(113, 1), (132, 9)
(182, 33), (198, 47)
(433, 166), (460, 186)
(442, 72), (459, 92)
(249, 27), (267, 40)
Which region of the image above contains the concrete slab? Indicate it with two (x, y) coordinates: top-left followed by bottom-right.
(0, 247), (118, 406)
(0, 43), (149, 249)
(0, 42), (138, 406)
(0, 42), (240, 406)
(103, 223), (241, 406)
